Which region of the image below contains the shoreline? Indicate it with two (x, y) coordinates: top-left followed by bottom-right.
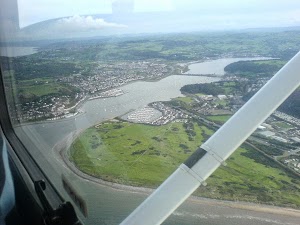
(14, 110), (87, 126)
(17, 56), (274, 126)
(16, 74), (179, 126)
(54, 132), (300, 218)
(17, 73), (211, 126)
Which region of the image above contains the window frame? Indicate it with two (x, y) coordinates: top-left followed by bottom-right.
(0, 60), (81, 224)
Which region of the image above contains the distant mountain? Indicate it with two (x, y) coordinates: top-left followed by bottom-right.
(244, 26), (300, 32)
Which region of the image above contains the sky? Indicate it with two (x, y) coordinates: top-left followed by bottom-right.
(1, 0), (300, 41)
(15, 0), (300, 28)
(17, 0), (173, 27)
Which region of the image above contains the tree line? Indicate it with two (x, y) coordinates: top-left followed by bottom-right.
(224, 60), (284, 77)
(180, 83), (224, 95)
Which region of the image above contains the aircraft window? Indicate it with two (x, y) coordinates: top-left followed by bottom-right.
(1, 1), (300, 224)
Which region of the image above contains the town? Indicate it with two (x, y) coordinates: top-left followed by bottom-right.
(14, 60), (181, 122)
(89, 88), (124, 100)
(59, 61), (176, 94)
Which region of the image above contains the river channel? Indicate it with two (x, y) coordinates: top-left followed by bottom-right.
(14, 57), (300, 225)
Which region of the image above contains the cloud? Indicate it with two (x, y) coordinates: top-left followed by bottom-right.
(17, 15), (128, 40)
(286, 10), (300, 24)
(54, 15), (127, 32)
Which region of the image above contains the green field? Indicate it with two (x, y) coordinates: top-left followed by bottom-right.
(17, 78), (79, 102)
(222, 81), (238, 94)
(70, 120), (300, 207)
(215, 99), (228, 106)
(70, 121), (208, 187)
(175, 96), (194, 104)
(272, 121), (293, 129)
(197, 147), (300, 206)
(206, 115), (232, 124)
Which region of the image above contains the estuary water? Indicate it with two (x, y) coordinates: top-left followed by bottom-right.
(0, 46), (38, 57)
(184, 57), (273, 75)
(14, 57), (300, 225)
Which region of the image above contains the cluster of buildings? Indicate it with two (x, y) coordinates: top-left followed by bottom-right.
(256, 125), (289, 143)
(192, 94), (234, 115)
(89, 89), (124, 100)
(122, 102), (189, 126)
(123, 107), (162, 124)
(251, 113), (300, 173)
(283, 157), (300, 172)
(17, 92), (85, 122)
(17, 60), (176, 122)
(246, 77), (269, 93)
(273, 111), (300, 127)
(59, 74), (143, 94)
(58, 61), (172, 94)
(93, 61), (170, 80)
(255, 113), (300, 145)
(149, 102), (189, 125)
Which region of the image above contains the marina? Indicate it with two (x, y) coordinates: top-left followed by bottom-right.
(89, 88), (125, 100)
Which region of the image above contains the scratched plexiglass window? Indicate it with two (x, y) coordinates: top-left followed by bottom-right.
(1, 0), (300, 224)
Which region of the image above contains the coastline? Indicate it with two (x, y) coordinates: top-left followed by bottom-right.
(17, 74), (178, 126)
(55, 132), (300, 218)
(14, 110), (87, 126)
(17, 56), (274, 126)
